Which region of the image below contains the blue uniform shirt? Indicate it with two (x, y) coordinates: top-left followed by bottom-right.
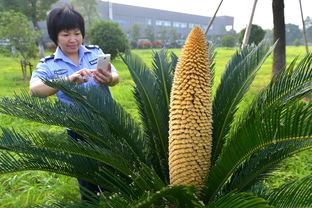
(30, 45), (117, 104)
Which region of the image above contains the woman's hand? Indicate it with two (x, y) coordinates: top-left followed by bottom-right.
(69, 68), (94, 84)
(93, 63), (119, 86)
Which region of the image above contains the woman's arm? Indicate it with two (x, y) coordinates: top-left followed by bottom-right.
(30, 69), (94, 97)
(30, 80), (58, 97)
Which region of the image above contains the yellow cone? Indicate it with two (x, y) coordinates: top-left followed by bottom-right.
(169, 26), (212, 191)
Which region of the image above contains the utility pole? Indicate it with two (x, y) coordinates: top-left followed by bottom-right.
(241, 0), (258, 48)
(205, 0), (224, 36)
(299, 0), (309, 54)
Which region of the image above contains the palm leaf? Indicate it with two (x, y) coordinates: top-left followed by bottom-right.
(250, 53), (312, 112)
(0, 129), (152, 198)
(0, 128), (136, 193)
(131, 185), (202, 208)
(121, 52), (170, 183)
(44, 79), (149, 161)
(170, 51), (179, 75)
(221, 53), (312, 193)
(151, 49), (175, 107)
(211, 40), (274, 164)
(0, 116), (165, 199)
(0, 150), (114, 190)
(0, 127), (133, 177)
(35, 81), (168, 195)
(208, 42), (216, 86)
(0, 83), (148, 164)
(0, 90), (112, 146)
(203, 101), (312, 202)
(267, 176), (312, 207)
(206, 192), (272, 208)
(225, 140), (312, 192)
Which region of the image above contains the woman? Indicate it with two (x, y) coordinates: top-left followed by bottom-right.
(30, 6), (119, 203)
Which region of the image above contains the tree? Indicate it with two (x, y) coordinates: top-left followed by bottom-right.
(71, 0), (99, 29)
(221, 35), (236, 47)
(88, 20), (129, 60)
(264, 29), (273, 43)
(144, 25), (155, 42)
(0, 0), (57, 57)
(272, 0), (286, 75)
(0, 11), (38, 81)
(168, 28), (179, 47)
(285, 24), (302, 45)
(305, 16), (312, 28)
(239, 24), (266, 45)
(159, 28), (169, 44)
(0, 27), (311, 207)
(307, 26), (312, 41)
(304, 16), (312, 46)
(128, 24), (141, 48)
(306, 16), (312, 41)
(293, 39), (301, 46)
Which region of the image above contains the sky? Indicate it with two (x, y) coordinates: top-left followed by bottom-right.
(106, 0), (311, 32)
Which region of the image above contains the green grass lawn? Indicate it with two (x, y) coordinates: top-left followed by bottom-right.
(0, 46), (311, 207)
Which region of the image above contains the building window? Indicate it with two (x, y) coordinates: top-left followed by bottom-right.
(146, 19), (152, 25)
(134, 17), (146, 24)
(114, 15), (127, 24)
(173, 22), (187, 28)
(156, 20), (171, 27)
(113, 19), (126, 24)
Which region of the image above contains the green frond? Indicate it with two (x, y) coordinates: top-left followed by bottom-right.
(0, 129), (146, 198)
(0, 83), (148, 164)
(0, 150), (111, 190)
(0, 114), (167, 199)
(211, 40), (274, 164)
(206, 192), (272, 208)
(202, 101), (312, 202)
(170, 51), (179, 75)
(121, 51), (170, 183)
(132, 185), (202, 208)
(130, 162), (166, 193)
(0, 90), (112, 146)
(208, 42), (216, 86)
(225, 140), (312, 193)
(267, 176), (312, 207)
(231, 54), (311, 140)
(151, 49), (175, 107)
(0, 127), (133, 177)
(250, 53), (312, 113)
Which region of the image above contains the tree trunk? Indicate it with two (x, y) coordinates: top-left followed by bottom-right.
(272, 0), (286, 75)
(32, 16), (45, 58)
(20, 60), (27, 81)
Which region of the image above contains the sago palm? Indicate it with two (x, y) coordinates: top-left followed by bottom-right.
(0, 26), (311, 207)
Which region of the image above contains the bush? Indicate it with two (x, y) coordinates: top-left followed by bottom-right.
(293, 39), (301, 46)
(87, 20), (129, 60)
(221, 35), (236, 47)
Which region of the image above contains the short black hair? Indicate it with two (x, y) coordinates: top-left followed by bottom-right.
(47, 6), (85, 45)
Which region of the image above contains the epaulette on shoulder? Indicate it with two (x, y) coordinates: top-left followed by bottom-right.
(40, 54), (55, 63)
(85, 45), (100, 49)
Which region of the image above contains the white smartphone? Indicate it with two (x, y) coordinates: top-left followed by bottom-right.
(96, 54), (111, 71)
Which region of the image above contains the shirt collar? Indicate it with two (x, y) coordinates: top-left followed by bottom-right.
(54, 45), (91, 63)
